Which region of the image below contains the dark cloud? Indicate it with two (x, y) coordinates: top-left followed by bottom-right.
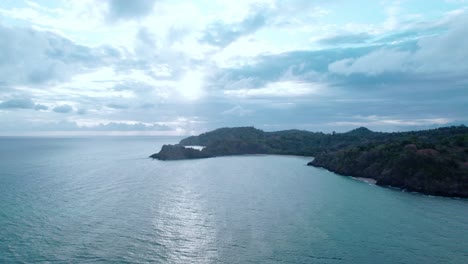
(106, 0), (158, 21)
(77, 108), (87, 115)
(203, 0), (329, 48)
(209, 46), (377, 90)
(0, 98), (48, 111)
(200, 0), (329, 48)
(201, 8), (268, 47)
(53, 105), (73, 113)
(211, 18), (468, 94)
(200, 26), (467, 132)
(0, 98), (35, 109)
(106, 103), (129, 109)
(111, 80), (159, 95)
(317, 33), (371, 46)
(34, 104), (48, 111)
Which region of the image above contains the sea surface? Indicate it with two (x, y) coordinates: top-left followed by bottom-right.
(0, 137), (467, 263)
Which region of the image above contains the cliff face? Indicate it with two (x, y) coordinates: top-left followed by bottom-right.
(151, 126), (468, 197)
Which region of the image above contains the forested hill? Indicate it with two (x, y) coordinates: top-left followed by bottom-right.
(178, 126), (387, 156)
(151, 126), (468, 197)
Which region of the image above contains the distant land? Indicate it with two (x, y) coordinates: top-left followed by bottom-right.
(151, 126), (468, 198)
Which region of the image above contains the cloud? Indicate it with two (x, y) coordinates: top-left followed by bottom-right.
(0, 98), (48, 111)
(77, 108), (87, 115)
(0, 98), (35, 109)
(0, 24), (120, 86)
(201, 7), (268, 47)
(34, 104), (48, 111)
(329, 115), (453, 127)
(317, 33), (371, 46)
(328, 13), (468, 76)
(0, 0), (466, 135)
(211, 47), (375, 88)
(140, 103), (155, 109)
(135, 27), (158, 58)
(224, 81), (323, 98)
(68, 121), (173, 132)
(111, 81), (154, 94)
(200, 0), (329, 48)
(90, 122), (171, 131)
(106, 103), (129, 109)
(106, 0), (158, 21)
(222, 105), (253, 117)
(328, 49), (410, 76)
(412, 14), (468, 73)
(53, 105), (73, 113)
(0, 119), (176, 135)
(131, 27), (190, 80)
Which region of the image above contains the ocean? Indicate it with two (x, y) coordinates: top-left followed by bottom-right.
(0, 137), (467, 263)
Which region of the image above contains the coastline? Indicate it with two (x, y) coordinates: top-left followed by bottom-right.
(353, 177), (377, 184)
(151, 126), (468, 198)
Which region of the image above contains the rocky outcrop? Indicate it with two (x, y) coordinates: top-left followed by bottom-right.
(150, 145), (212, 160)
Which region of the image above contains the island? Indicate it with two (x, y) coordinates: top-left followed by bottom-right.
(151, 126), (468, 198)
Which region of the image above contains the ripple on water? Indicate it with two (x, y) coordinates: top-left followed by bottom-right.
(0, 138), (467, 264)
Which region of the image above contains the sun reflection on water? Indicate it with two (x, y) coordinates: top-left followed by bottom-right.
(152, 176), (217, 263)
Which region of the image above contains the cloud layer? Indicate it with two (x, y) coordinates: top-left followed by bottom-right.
(0, 0), (467, 135)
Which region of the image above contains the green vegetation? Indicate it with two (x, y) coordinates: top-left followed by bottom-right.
(151, 126), (468, 197)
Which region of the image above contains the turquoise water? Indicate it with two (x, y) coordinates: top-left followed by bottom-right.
(0, 137), (467, 263)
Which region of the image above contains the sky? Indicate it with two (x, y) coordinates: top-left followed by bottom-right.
(0, 0), (467, 136)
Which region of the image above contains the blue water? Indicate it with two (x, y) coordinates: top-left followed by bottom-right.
(0, 137), (467, 263)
